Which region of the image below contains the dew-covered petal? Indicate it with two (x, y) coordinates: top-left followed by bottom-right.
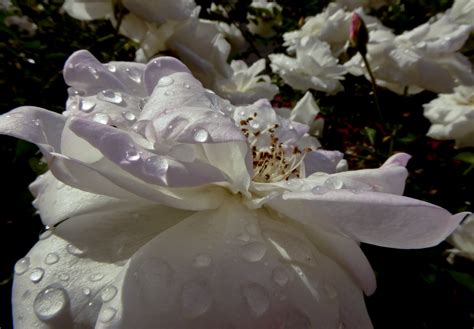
(12, 234), (124, 329)
(266, 190), (469, 249)
(68, 116), (229, 187)
(143, 56), (192, 95)
(108, 199), (372, 329)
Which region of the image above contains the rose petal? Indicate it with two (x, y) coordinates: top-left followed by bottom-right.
(266, 189), (468, 248)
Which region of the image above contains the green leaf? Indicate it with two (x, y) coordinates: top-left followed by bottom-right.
(448, 270), (474, 294)
(454, 152), (474, 165)
(361, 127), (377, 145)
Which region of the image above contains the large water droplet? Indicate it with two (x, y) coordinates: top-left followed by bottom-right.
(44, 253), (59, 265)
(14, 257), (30, 275)
(93, 113), (110, 125)
(99, 307), (117, 323)
(272, 267), (289, 287)
(193, 254), (212, 268)
(101, 285), (118, 302)
(311, 186), (329, 195)
(157, 76), (174, 87)
(181, 280), (212, 318)
(30, 268), (44, 283)
(324, 177), (343, 190)
(66, 244), (86, 256)
(83, 287), (91, 296)
(125, 67), (141, 83)
(105, 63), (116, 72)
(242, 283), (270, 316)
(98, 90), (123, 104)
(122, 111), (136, 123)
(144, 156), (169, 176)
(79, 99), (96, 113)
(125, 148), (140, 162)
(241, 242), (266, 262)
(193, 129), (209, 143)
(34, 286), (68, 321)
(89, 273), (104, 282)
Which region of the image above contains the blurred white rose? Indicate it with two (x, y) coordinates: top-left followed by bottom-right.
(423, 85), (474, 148)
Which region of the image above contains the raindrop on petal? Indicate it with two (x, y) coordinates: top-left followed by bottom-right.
(93, 113), (110, 125)
(79, 99), (96, 113)
(324, 177), (343, 189)
(14, 257), (30, 275)
(105, 63), (116, 72)
(122, 111), (136, 122)
(125, 67), (142, 83)
(89, 273), (104, 282)
(193, 128), (209, 143)
(98, 90), (123, 104)
(34, 286), (68, 321)
(30, 268), (45, 283)
(157, 76), (174, 87)
(99, 307), (117, 323)
(193, 254), (212, 268)
(82, 288), (91, 296)
(44, 253), (59, 265)
(125, 149), (140, 162)
(241, 242), (266, 262)
(66, 244), (86, 256)
(181, 280), (212, 318)
(101, 285), (118, 302)
(242, 283), (270, 316)
(311, 186), (329, 195)
(144, 156), (169, 176)
(88, 66), (99, 79)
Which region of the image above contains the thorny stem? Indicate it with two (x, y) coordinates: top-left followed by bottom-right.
(361, 53), (384, 125)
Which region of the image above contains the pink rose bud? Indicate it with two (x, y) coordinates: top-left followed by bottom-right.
(349, 13), (369, 56)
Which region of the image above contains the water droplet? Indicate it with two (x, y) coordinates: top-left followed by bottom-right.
(32, 119), (40, 126)
(157, 76), (174, 87)
(184, 83), (190, 89)
(250, 120), (261, 129)
(99, 307), (116, 323)
(144, 156), (169, 176)
(30, 268), (45, 283)
(98, 90), (123, 104)
(324, 283), (338, 299)
(193, 128), (209, 143)
(125, 149), (140, 161)
(14, 257), (30, 275)
(241, 242), (266, 262)
(324, 177), (343, 189)
(122, 111), (136, 122)
(242, 283), (270, 316)
(89, 273), (104, 282)
(34, 286), (68, 321)
(193, 254), (212, 268)
(66, 244), (85, 256)
(181, 280), (212, 318)
(236, 233), (250, 242)
(83, 288), (91, 296)
(88, 66), (99, 79)
(59, 273), (69, 281)
(311, 185), (329, 195)
(92, 113), (110, 125)
(272, 267), (289, 287)
(101, 285), (118, 302)
(138, 97), (148, 111)
(105, 63), (116, 72)
(125, 67), (141, 83)
(79, 99), (96, 112)
(44, 253), (59, 265)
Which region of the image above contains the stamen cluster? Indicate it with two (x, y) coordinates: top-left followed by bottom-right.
(239, 113), (312, 183)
